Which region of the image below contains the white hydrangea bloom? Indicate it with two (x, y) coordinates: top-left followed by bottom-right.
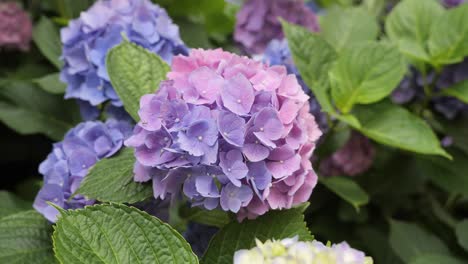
(233, 236), (373, 264)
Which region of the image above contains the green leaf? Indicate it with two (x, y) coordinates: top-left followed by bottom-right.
(320, 7), (379, 52)
(34, 73), (66, 94)
(0, 81), (80, 140)
(416, 149), (468, 196)
(53, 203), (198, 264)
(428, 4), (468, 66)
(202, 207), (313, 264)
(179, 206), (230, 228)
(455, 220), (468, 252)
(319, 176), (369, 210)
(385, 0), (444, 66)
(389, 220), (449, 263)
(441, 80), (468, 103)
(107, 41), (171, 121)
(329, 42), (406, 113)
(78, 148), (152, 204)
(409, 254), (464, 264)
(0, 210), (56, 263)
(57, 0), (95, 19)
(351, 101), (450, 158)
(356, 227), (404, 264)
(32, 17), (63, 69)
(282, 20), (337, 113)
(0, 191), (31, 218)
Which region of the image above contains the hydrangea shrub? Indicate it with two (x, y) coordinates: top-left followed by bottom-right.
(0, 2), (32, 51)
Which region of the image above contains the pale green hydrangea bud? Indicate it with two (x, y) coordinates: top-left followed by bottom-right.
(233, 236), (373, 264)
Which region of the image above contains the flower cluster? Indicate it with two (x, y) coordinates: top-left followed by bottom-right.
(33, 120), (132, 222)
(263, 39), (328, 132)
(442, 0), (466, 8)
(320, 132), (375, 177)
(0, 2), (32, 51)
(60, 0), (187, 110)
(234, 236), (373, 264)
(392, 60), (468, 120)
(125, 49), (322, 219)
(234, 0), (319, 54)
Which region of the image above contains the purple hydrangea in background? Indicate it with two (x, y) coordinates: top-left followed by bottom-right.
(183, 222), (218, 257)
(442, 0), (466, 8)
(320, 132), (375, 177)
(60, 0), (187, 112)
(263, 39), (328, 132)
(234, 0), (319, 54)
(0, 2), (32, 51)
(125, 49), (322, 220)
(33, 120), (132, 222)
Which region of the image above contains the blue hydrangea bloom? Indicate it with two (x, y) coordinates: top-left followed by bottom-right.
(263, 39), (328, 132)
(33, 119), (132, 222)
(60, 0), (188, 108)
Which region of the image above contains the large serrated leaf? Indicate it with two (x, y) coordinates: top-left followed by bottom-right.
(281, 20), (337, 113)
(0, 210), (56, 264)
(107, 41), (171, 121)
(32, 17), (63, 69)
(319, 176), (369, 210)
(179, 206), (230, 228)
(53, 203), (198, 264)
(78, 148), (153, 204)
(350, 101), (450, 158)
(0, 191), (31, 218)
(201, 207), (313, 264)
(0, 81), (80, 140)
(320, 7), (379, 52)
(389, 220), (449, 263)
(455, 220), (468, 252)
(329, 42), (406, 113)
(441, 80), (468, 104)
(34, 73), (66, 94)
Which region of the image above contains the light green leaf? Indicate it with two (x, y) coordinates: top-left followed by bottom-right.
(455, 220), (468, 252)
(281, 20), (337, 113)
(385, 0), (444, 66)
(107, 41), (170, 121)
(202, 207), (313, 264)
(362, 0), (386, 17)
(416, 149), (468, 196)
(78, 148), (152, 204)
(389, 220), (449, 263)
(409, 254), (464, 264)
(319, 176), (369, 210)
(32, 17), (63, 69)
(428, 4), (468, 66)
(0, 81), (80, 140)
(351, 101), (450, 158)
(329, 42), (406, 113)
(0, 191), (31, 218)
(0, 210), (56, 264)
(442, 80), (468, 103)
(53, 203), (198, 264)
(320, 7), (379, 52)
(34, 73), (66, 94)
(179, 206), (230, 228)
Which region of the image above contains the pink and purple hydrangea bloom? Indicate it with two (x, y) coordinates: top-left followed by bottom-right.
(0, 2), (32, 51)
(125, 49), (322, 220)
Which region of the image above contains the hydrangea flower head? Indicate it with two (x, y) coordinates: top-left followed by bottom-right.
(34, 120), (132, 222)
(60, 0), (187, 108)
(0, 2), (32, 51)
(125, 48), (322, 219)
(264, 39), (328, 132)
(320, 131), (375, 177)
(234, 0), (319, 54)
(234, 236), (373, 264)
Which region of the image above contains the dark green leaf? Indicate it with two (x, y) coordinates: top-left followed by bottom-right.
(282, 20), (337, 113)
(442, 80), (468, 104)
(356, 227), (404, 264)
(53, 203), (198, 264)
(0, 210), (56, 263)
(0, 81), (80, 140)
(320, 7), (379, 52)
(202, 207), (313, 264)
(409, 254), (464, 264)
(329, 42), (406, 113)
(455, 220), (468, 252)
(78, 148), (153, 204)
(389, 220), (449, 263)
(107, 41), (170, 121)
(34, 73), (66, 94)
(319, 176), (369, 210)
(32, 17), (63, 69)
(0, 191), (31, 218)
(179, 206), (230, 228)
